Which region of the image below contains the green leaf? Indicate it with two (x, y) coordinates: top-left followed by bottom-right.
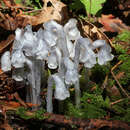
(48, 69), (51, 76)
(80, 0), (106, 15)
(35, 0), (40, 2)
(69, 0), (84, 11)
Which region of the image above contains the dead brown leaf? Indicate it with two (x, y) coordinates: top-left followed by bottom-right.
(20, 0), (68, 25)
(111, 85), (121, 96)
(116, 72), (125, 80)
(107, 85), (121, 97)
(0, 0), (68, 30)
(90, 86), (97, 91)
(0, 10), (29, 30)
(98, 14), (130, 32)
(0, 34), (14, 54)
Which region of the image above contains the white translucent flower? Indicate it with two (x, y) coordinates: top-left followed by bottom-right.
(92, 40), (114, 65)
(65, 69), (78, 85)
(64, 58), (78, 85)
(15, 28), (24, 41)
(48, 52), (58, 69)
(35, 39), (49, 60)
(11, 50), (25, 68)
(22, 38), (37, 57)
(21, 26), (37, 57)
(77, 38), (97, 68)
(43, 30), (57, 47)
(64, 19), (81, 58)
(1, 51), (11, 72)
(91, 39), (105, 50)
(52, 74), (70, 100)
(36, 28), (44, 39)
(23, 25), (34, 41)
(43, 20), (63, 47)
(64, 18), (80, 40)
(13, 28), (25, 51)
(43, 20), (63, 34)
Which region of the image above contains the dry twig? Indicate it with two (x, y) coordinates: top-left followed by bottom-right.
(110, 97), (130, 105)
(111, 61), (129, 97)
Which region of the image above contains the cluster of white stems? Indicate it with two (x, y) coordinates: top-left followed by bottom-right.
(1, 19), (114, 112)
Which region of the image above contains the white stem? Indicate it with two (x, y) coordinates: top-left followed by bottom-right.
(34, 60), (42, 105)
(46, 76), (53, 113)
(74, 41), (81, 108)
(25, 58), (41, 106)
(74, 79), (80, 108)
(31, 60), (37, 105)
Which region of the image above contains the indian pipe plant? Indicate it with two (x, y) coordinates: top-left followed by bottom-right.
(1, 18), (114, 112)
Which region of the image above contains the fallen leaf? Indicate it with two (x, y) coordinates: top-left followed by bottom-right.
(0, 34), (14, 53)
(116, 72), (125, 80)
(19, 0), (68, 25)
(98, 14), (130, 32)
(90, 86), (97, 91)
(0, 10), (29, 30)
(108, 85), (121, 96)
(0, 0), (68, 30)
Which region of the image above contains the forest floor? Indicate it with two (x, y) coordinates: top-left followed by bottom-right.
(0, 0), (130, 130)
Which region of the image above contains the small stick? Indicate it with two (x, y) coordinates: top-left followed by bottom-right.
(0, 6), (34, 10)
(110, 98), (129, 106)
(111, 71), (129, 97)
(13, 92), (27, 108)
(111, 61), (129, 97)
(111, 60), (123, 71)
(101, 75), (108, 89)
(23, 9), (43, 14)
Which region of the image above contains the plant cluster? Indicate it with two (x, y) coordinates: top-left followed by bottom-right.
(1, 18), (113, 113)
